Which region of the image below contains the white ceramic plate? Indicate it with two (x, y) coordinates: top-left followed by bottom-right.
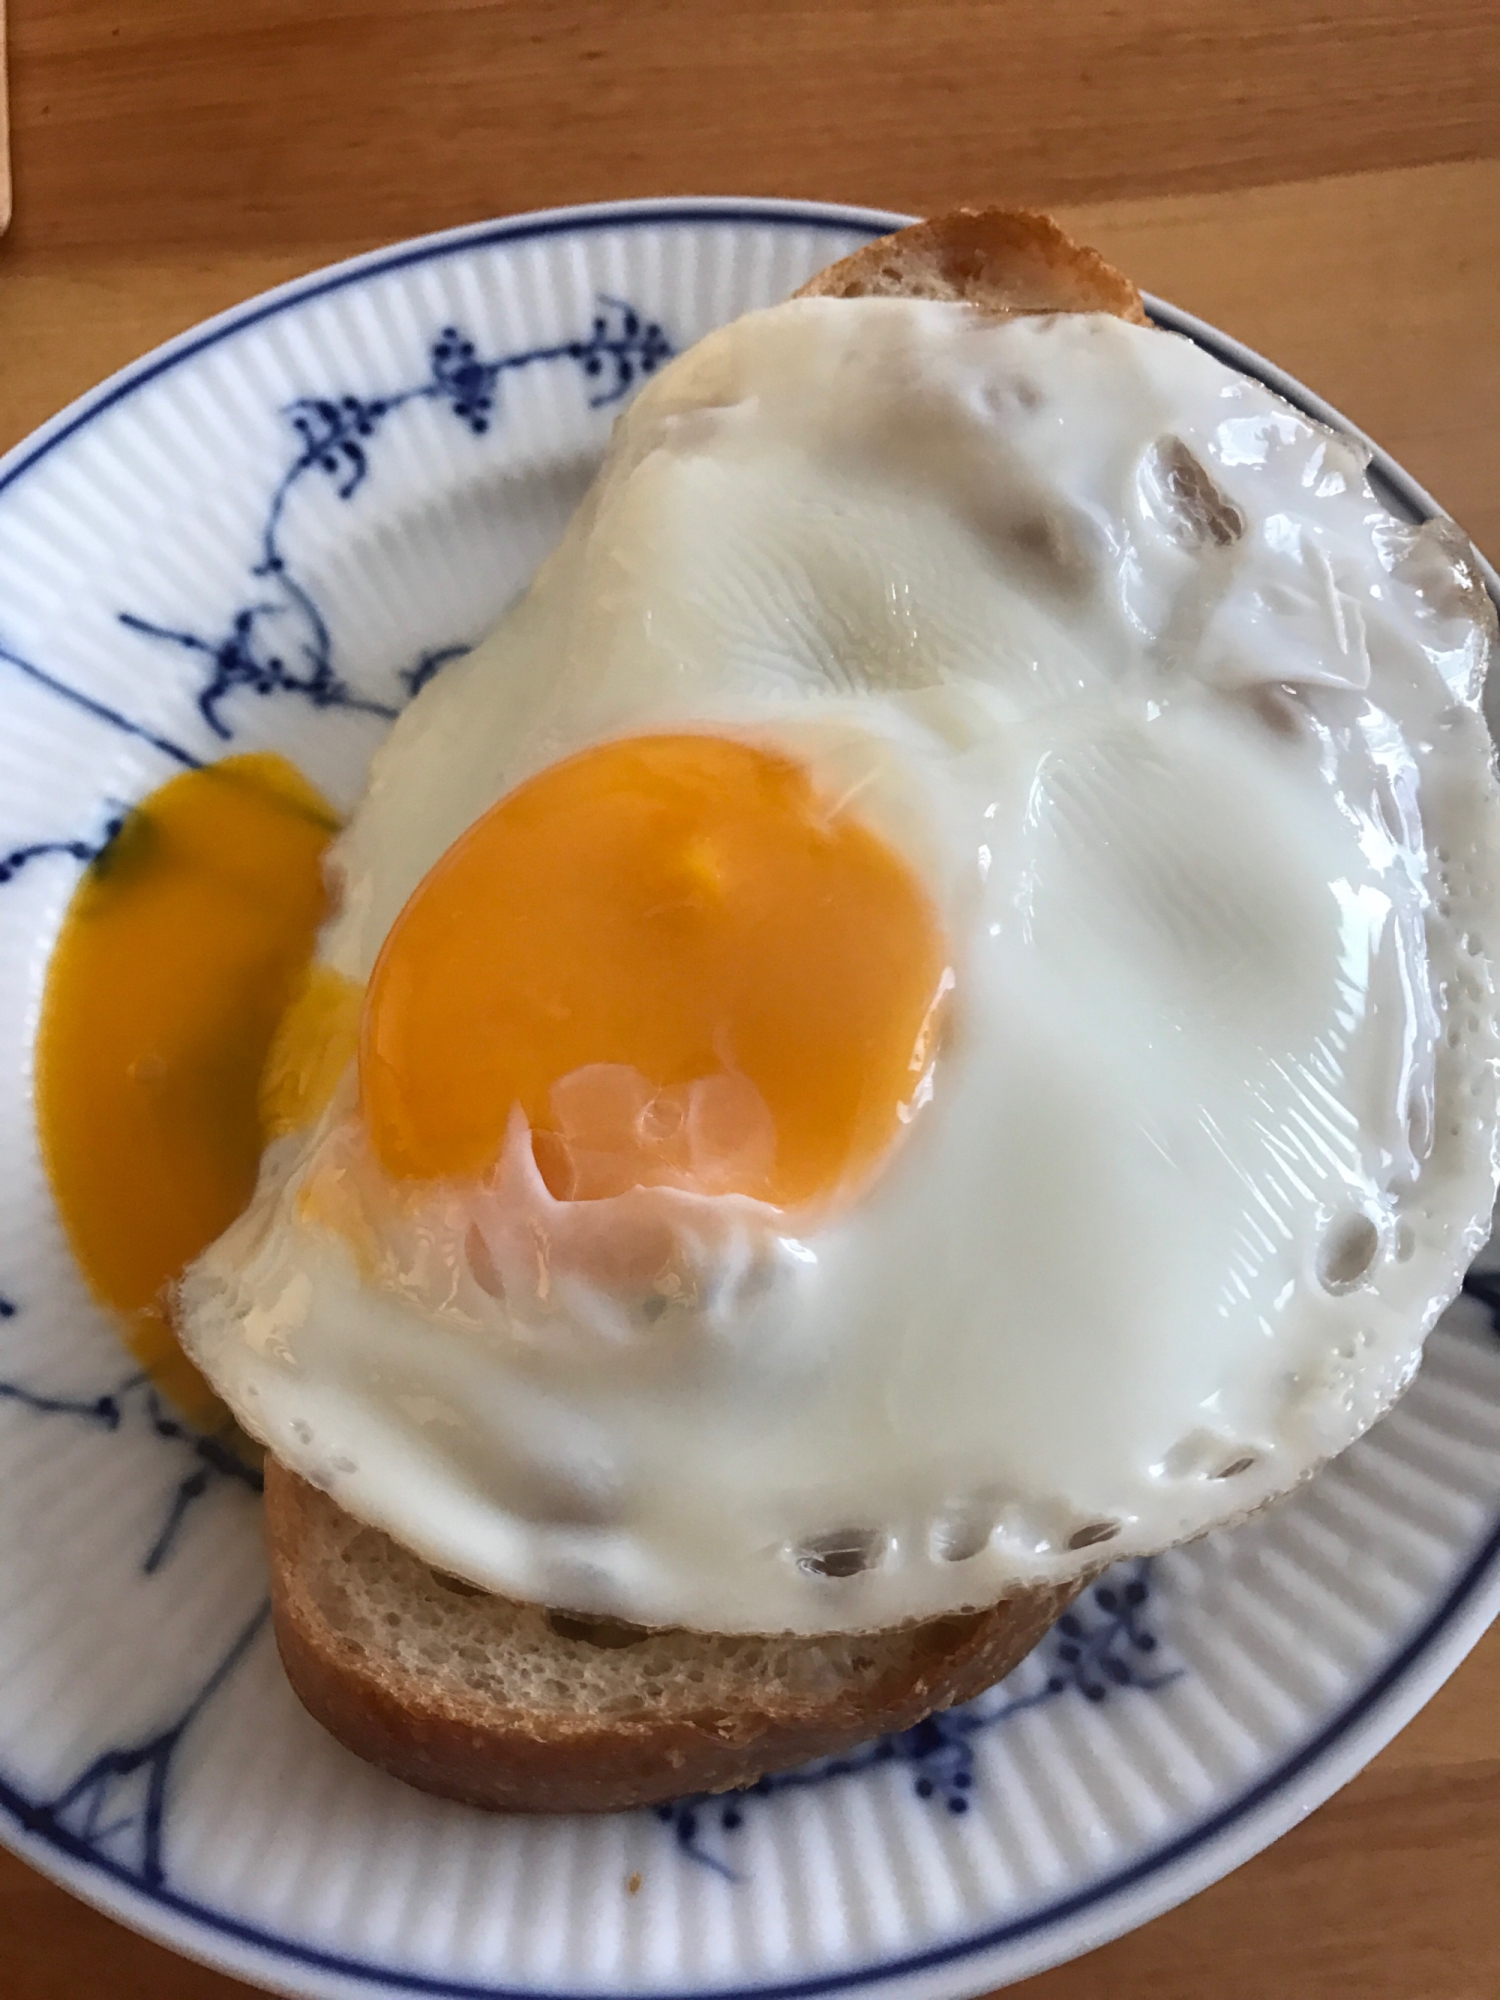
(2, 198), (1499, 2000)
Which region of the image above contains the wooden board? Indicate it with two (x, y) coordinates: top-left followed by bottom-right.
(0, 0), (9, 236)
(1, 3), (1499, 1995)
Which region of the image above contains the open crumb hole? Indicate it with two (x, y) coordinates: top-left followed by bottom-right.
(544, 1610), (652, 1650)
(432, 1569), (484, 1599)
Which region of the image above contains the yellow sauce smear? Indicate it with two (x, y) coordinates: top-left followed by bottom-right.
(34, 753), (340, 1427)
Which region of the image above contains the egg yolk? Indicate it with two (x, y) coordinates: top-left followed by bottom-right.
(34, 753), (338, 1424)
(261, 961), (364, 1141)
(361, 734), (950, 1209)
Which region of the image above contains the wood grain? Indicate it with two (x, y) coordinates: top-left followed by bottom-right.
(5, 160), (1495, 558)
(0, 0), (10, 235)
(1, 1), (1498, 1994)
(5, 0), (1498, 250)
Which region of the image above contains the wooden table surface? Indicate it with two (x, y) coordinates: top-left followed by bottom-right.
(2, 3), (1498, 1994)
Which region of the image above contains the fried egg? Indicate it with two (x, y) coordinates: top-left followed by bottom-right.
(178, 299), (1500, 1635)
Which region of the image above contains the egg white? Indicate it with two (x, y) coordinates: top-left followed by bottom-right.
(181, 300), (1500, 1635)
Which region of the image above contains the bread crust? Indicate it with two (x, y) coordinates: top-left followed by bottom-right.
(795, 206), (1147, 324)
(267, 1460), (1082, 1813)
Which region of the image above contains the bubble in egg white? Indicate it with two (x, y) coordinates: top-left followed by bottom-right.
(928, 1503), (996, 1566)
(1315, 1212), (1384, 1295)
(793, 1528), (889, 1581)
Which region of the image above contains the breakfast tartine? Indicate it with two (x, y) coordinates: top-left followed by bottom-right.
(83, 210), (1496, 1810)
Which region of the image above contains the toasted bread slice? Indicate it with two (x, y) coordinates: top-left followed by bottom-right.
(795, 206), (1147, 324)
(267, 1460), (1080, 1813)
(264, 209), (1143, 1812)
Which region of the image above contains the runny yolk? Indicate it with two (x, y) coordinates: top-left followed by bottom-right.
(34, 753), (339, 1425)
(361, 734), (950, 1209)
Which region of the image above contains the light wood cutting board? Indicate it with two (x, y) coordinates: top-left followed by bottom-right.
(0, 0), (10, 236)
